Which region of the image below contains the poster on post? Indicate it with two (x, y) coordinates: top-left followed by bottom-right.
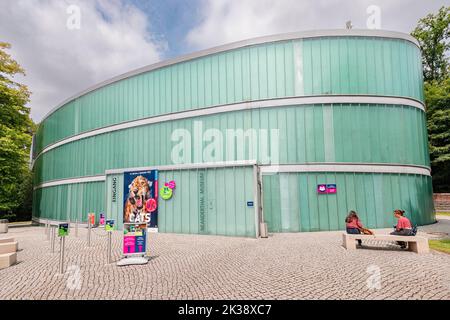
(99, 213), (105, 226)
(122, 170), (158, 256)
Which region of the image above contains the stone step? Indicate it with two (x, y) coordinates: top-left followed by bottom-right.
(0, 237), (15, 244)
(0, 242), (18, 254)
(0, 252), (17, 269)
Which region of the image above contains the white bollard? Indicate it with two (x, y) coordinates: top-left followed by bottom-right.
(59, 236), (65, 274)
(107, 231), (112, 264)
(51, 226), (56, 253)
(46, 220), (50, 240)
(87, 218), (91, 247)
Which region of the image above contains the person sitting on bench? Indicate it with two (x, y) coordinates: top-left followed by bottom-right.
(390, 209), (413, 249)
(345, 210), (364, 246)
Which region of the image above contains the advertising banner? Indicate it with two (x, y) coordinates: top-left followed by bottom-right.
(88, 213), (95, 226)
(105, 219), (115, 232)
(99, 213), (105, 226)
(58, 223), (69, 237)
(122, 170), (158, 256)
(123, 224), (147, 254)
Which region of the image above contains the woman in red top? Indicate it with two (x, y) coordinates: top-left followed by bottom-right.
(345, 210), (364, 246)
(390, 209), (413, 248)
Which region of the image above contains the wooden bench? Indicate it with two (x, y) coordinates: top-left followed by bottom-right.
(342, 233), (429, 254)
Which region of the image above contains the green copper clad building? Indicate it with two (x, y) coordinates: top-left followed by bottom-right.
(32, 29), (435, 237)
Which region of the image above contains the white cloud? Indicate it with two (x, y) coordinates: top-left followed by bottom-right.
(1, 0), (447, 122)
(0, 0), (165, 121)
(186, 0), (448, 50)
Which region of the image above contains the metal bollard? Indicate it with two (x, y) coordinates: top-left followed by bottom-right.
(46, 220), (50, 240)
(51, 226), (57, 253)
(107, 231), (112, 264)
(59, 236), (65, 274)
(87, 219), (91, 247)
(75, 218), (78, 237)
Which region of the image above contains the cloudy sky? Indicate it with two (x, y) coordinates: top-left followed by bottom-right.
(0, 0), (448, 122)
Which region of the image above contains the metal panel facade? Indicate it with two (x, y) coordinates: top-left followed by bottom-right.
(33, 104), (429, 185)
(102, 166), (256, 237)
(32, 32), (434, 234)
(32, 181), (105, 222)
(34, 37), (423, 154)
(158, 167), (256, 237)
(262, 172), (434, 232)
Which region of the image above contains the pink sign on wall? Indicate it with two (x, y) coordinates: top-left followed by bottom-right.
(317, 184), (327, 194)
(317, 184), (337, 194)
(327, 184), (337, 194)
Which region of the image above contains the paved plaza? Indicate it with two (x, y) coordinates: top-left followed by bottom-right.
(0, 217), (449, 300)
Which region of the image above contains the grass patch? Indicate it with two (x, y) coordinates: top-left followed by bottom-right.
(429, 239), (450, 254)
(436, 212), (450, 216)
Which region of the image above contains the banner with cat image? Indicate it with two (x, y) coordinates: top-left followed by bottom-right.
(122, 170), (158, 255)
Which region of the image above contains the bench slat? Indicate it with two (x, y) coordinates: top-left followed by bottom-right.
(344, 234), (426, 242)
(342, 233), (429, 254)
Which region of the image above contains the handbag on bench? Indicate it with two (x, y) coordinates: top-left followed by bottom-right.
(360, 227), (374, 235)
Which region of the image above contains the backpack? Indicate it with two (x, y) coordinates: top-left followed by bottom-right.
(411, 225), (418, 236)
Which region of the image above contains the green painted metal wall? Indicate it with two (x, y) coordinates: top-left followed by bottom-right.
(32, 34), (433, 233)
(104, 166), (256, 237)
(158, 167), (256, 237)
(32, 181), (105, 222)
(33, 104), (429, 185)
(34, 37), (423, 154)
(263, 172), (435, 232)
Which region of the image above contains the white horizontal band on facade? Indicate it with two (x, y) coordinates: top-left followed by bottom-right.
(34, 175), (106, 190)
(33, 95), (425, 165)
(41, 29), (419, 122)
(104, 160), (257, 175)
(34, 160), (257, 190)
(34, 162), (430, 190)
(260, 163), (431, 176)
(32, 217), (89, 227)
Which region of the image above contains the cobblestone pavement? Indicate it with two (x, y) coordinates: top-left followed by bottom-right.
(0, 217), (449, 300)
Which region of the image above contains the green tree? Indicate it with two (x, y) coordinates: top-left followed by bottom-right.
(0, 42), (35, 221)
(412, 7), (450, 192)
(425, 79), (450, 192)
(412, 6), (450, 82)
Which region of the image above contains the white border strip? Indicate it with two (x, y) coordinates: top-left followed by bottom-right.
(34, 95), (424, 162)
(35, 175), (106, 189)
(34, 160), (257, 189)
(41, 29), (419, 122)
(105, 160), (257, 175)
(260, 164), (431, 176)
(32, 217), (89, 228)
(34, 162), (430, 190)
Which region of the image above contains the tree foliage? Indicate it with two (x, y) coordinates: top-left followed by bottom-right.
(0, 42), (35, 220)
(412, 6), (450, 192)
(425, 79), (450, 192)
(412, 6), (450, 82)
